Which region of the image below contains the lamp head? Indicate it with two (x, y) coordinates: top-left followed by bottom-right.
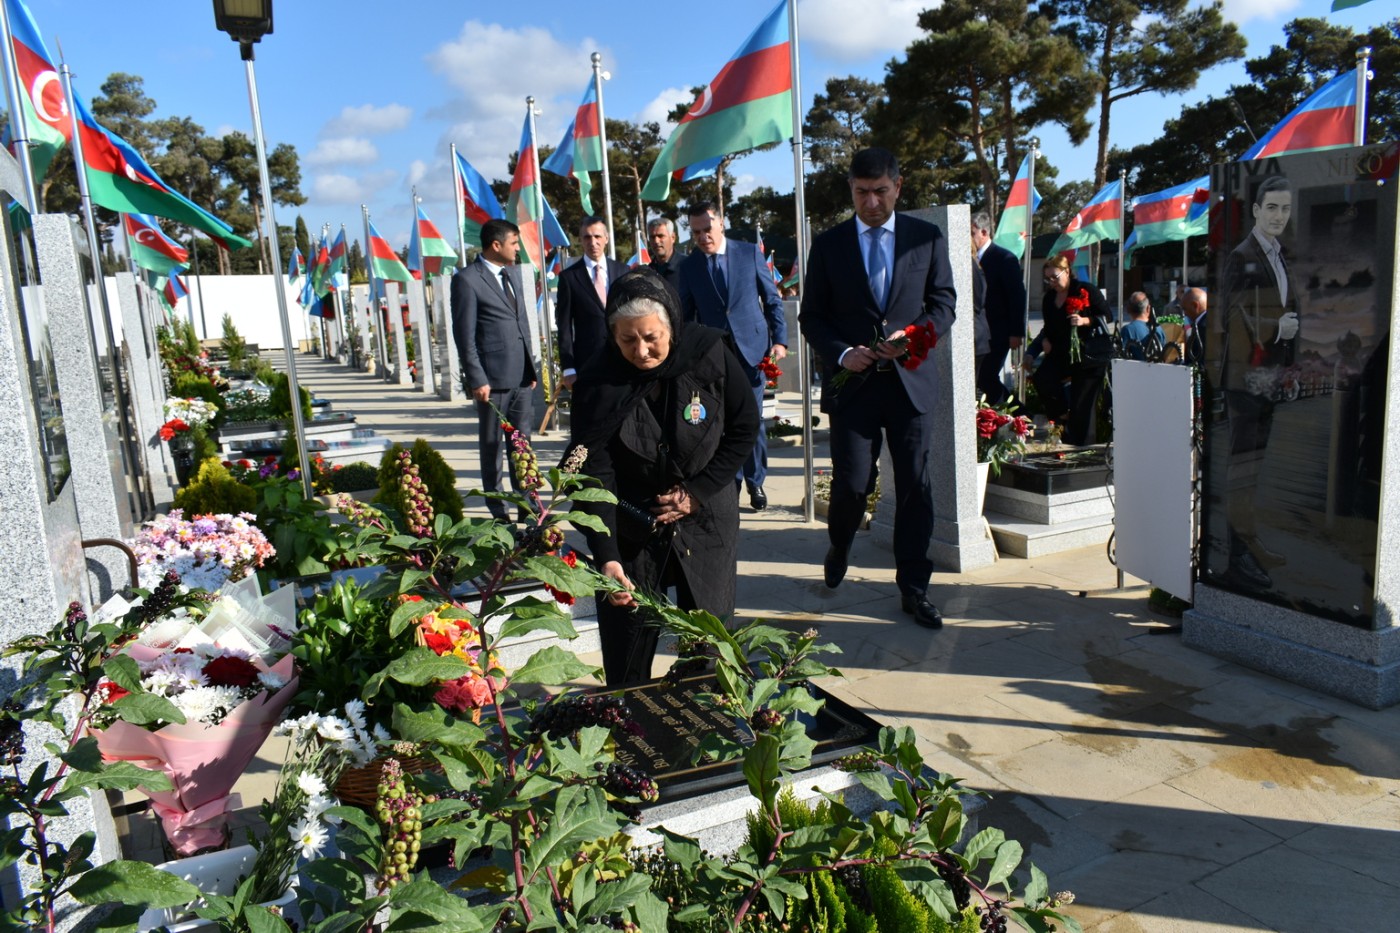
(212, 0), (273, 60)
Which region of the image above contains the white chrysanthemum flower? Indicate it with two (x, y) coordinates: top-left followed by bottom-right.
(293, 818), (328, 858)
(303, 793), (333, 818)
(297, 773), (327, 798)
(315, 717), (352, 743)
(343, 700), (368, 732)
(258, 670), (288, 690)
(141, 668), (181, 694)
(174, 686), (225, 723)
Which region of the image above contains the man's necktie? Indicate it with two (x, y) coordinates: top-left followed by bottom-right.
(710, 254), (728, 304)
(1272, 247), (1288, 305)
(500, 269), (516, 307)
(592, 262), (607, 305)
(868, 226), (888, 309)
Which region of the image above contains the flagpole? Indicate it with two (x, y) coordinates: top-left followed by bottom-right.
(786, 0), (814, 523)
(412, 186), (434, 382)
(591, 52), (616, 260)
(1116, 168), (1126, 327)
(61, 62), (150, 513)
(362, 204), (388, 379)
(1181, 239), (1188, 293)
(527, 96), (559, 417)
(0, 0), (39, 212)
(450, 142), (467, 265)
(1019, 138), (1038, 403)
(1355, 46), (1372, 146)
(191, 235), (209, 339)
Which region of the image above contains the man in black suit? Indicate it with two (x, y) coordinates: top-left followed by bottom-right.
(451, 218), (538, 521)
(971, 211), (1026, 405)
(679, 200), (787, 510)
(646, 217), (684, 296)
(1214, 173), (1300, 591)
(556, 215), (630, 389)
(800, 147), (956, 628)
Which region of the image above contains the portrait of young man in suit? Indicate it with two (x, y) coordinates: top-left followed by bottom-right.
(556, 215), (630, 389)
(799, 147), (957, 629)
(678, 199), (787, 510)
(450, 218), (538, 521)
(970, 211), (1027, 405)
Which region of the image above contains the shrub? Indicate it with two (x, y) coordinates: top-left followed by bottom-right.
(171, 371), (223, 412)
(374, 438), (464, 522)
(221, 313), (248, 371)
(329, 461), (378, 493)
(267, 371), (312, 422)
(172, 457), (257, 515)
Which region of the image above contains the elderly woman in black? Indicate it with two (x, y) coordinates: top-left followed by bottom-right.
(1025, 254), (1112, 445)
(568, 268), (759, 686)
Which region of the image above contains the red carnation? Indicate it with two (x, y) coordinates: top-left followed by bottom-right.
(158, 418), (190, 441)
(202, 655), (261, 688)
(97, 680), (130, 704)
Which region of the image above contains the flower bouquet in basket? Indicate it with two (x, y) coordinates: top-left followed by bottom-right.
(976, 394), (1031, 477)
(88, 572), (301, 855)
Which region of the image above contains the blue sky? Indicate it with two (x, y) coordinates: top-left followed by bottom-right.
(33, 0), (1393, 254)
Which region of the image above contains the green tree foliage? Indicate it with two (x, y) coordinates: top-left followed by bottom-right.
(294, 215), (312, 262)
(1040, 0), (1245, 193)
(1118, 16), (1400, 196)
(879, 0), (1098, 221)
(347, 238), (368, 284)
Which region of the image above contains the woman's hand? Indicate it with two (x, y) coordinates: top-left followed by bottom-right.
(651, 485), (695, 524)
(1067, 314), (1086, 327)
(601, 560), (636, 608)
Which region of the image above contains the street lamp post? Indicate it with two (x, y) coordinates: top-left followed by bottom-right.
(211, 0), (314, 500)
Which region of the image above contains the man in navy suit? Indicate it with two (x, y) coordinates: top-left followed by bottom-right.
(679, 200), (787, 510)
(971, 211), (1027, 405)
(556, 215), (630, 389)
(800, 148), (956, 629)
(451, 218), (538, 521)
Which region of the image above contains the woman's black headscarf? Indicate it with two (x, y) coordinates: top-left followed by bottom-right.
(569, 266), (724, 451)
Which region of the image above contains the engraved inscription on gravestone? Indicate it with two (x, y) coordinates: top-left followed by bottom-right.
(611, 675), (883, 802)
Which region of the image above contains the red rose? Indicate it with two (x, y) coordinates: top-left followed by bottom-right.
(434, 675), (493, 714)
(202, 655), (261, 688)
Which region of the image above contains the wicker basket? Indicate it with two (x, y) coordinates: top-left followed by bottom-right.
(333, 755), (441, 808)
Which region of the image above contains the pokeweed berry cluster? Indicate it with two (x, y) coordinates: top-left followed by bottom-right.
(396, 451), (435, 536)
(599, 762), (659, 803)
(938, 862), (972, 912)
(749, 707), (784, 732)
(130, 571), (183, 627)
(831, 751), (883, 773)
(560, 444), (589, 474)
(975, 899), (1010, 933)
(374, 758), (424, 889)
(661, 638), (718, 686)
(0, 701), (23, 767)
(527, 693), (640, 741)
(502, 422), (543, 493)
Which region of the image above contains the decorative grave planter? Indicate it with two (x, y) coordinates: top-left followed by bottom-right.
(137, 845), (294, 933)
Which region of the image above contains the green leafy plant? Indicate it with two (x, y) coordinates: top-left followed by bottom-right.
(173, 457), (258, 515)
(328, 461), (378, 494)
(267, 372), (313, 423)
(375, 439), (464, 523)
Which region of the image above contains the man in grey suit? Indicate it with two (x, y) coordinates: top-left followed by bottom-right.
(451, 218), (538, 521)
(556, 215), (629, 389)
(678, 200), (787, 510)
(800, 147), (956, 629)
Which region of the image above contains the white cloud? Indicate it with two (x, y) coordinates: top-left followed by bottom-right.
(426, 22), (609, 174)
(801, 0), (924, 60)
(312, 170), (398, 205)
(212, 124), (238, 139)
(636, 87), (694, 129)
(306, 138), (379, 167)
(321, 103), (412, 138)
(1220, 0), (1300, 23)
(729, 173), (770, 199)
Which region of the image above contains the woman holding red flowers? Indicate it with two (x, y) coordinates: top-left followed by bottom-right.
(1025, 254), (1111, 445)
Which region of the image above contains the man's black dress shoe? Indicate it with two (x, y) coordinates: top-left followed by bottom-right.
(823, 546), (848, 589)
(900, 593), (943, 629)
(749, 484), (768, 511)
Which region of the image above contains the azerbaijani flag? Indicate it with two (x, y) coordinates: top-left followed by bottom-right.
(756, 229), (781, 283)
(1242, 71), (1358, 160)
(1122, 176), (1209, 268)
(1049, 179), (1123, 256)
(326, 228), (348, 286)
(163, 270), (188, 311)
(72, 97), (251, 250)
(124, 213), (188, 275)
(1331, 0), (1376, 8)
(543, 77), (605, 213)
(367, 220), (412, 284)
(5, 0), (68, 182)
(508, 113), (572, 269)
(992, 153), (1042, 257)
(408, 204), (458, 278)
(310, 233), (331, 297)
(454, 149), (504, 248)
(288, 245), (306, 284)
(641, 0), (792, 202)
(628, 230), (651, 267)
